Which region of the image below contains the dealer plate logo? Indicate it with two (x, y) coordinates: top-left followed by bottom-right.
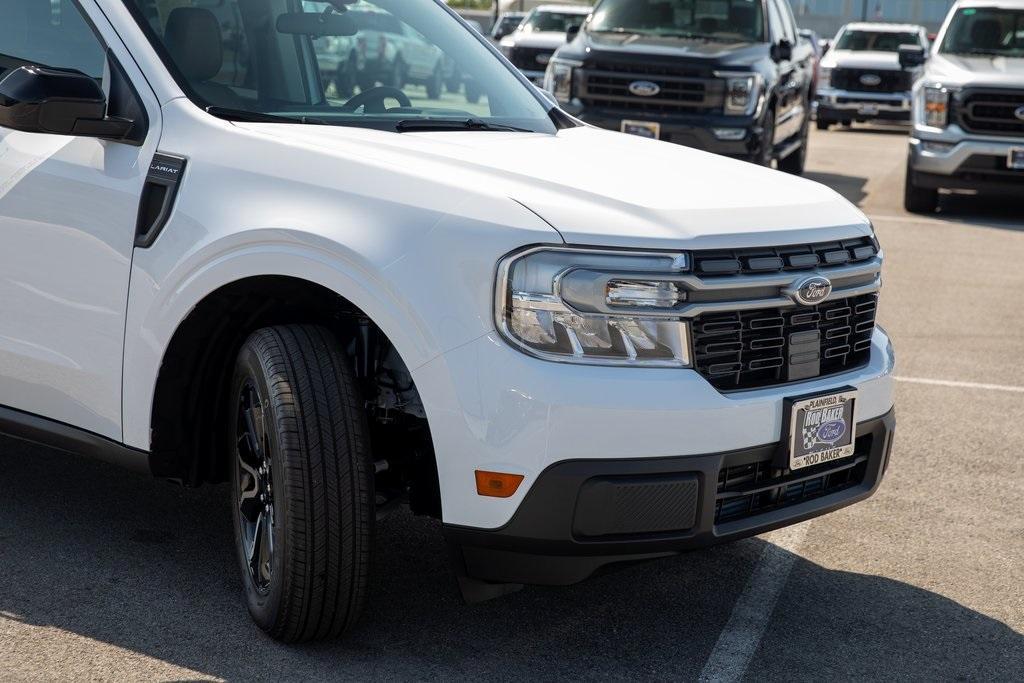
(628, 80), (661, 97)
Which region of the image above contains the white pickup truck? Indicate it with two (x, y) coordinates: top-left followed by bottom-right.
(0, 0), (895, 642)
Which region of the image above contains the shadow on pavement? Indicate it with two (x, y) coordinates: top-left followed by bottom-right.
(1, 439), (1020, 680)
(804, 171), (869, 207)
(935, 194), (1024, 231)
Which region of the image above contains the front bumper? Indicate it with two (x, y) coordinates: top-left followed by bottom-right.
(447, 409), (895, 586)
(908, 133), (1024, 192)
(816, 88), (911, 122)
(563, 103), (761, 158)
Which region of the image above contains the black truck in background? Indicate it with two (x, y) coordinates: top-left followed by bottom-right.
(544, 0), (816, 174)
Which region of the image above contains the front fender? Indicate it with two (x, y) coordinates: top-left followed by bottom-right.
(122, 201), (558, 451)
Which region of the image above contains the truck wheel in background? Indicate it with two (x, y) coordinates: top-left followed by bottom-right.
(779, 102), (810, 175)
(465, 79), (482, 104)
(903, 155), (939, 213)
(816, 118), (830, 131)
(230, 325), (374, 642)
(755, 108), (776, 167)
(426, 63), (444, 100)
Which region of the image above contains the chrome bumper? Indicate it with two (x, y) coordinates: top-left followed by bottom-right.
(909, 134), (1024, 176)
(817, 88), (911, 112)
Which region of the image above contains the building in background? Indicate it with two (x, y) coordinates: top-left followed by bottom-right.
(788, 0), (957, 36)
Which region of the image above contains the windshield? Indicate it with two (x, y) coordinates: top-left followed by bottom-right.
(589, 0), (765, 42)
(520, 9), (588, 33)
(835, 29), (922, 52)
(939, 7), (1024, 57)
(119, 0), (558, 133)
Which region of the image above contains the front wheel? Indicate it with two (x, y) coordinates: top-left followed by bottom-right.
(230, 325), (374, 642)
(903, 156), (939, 214)
(815, 118), (830, 131)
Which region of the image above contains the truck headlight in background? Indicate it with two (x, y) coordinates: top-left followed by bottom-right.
(495, 247), (692, 367)
(544, 60), (577, 104)
(923, 85), (951, 128)
(716, 71), (762, 116)
(818, 67), (832, 89)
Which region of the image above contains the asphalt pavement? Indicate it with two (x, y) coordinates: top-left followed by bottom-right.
(1, 124), (1022, 681)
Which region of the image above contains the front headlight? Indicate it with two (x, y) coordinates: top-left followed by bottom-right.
(495, 247), (692, 367)
(544, 60), (576, 104)
(922, 85), (950, 128)
(819, 67), (832, 89)
(716, 71), (762, 116)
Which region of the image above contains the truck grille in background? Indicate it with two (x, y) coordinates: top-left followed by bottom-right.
(508, 46), (554, 71)
(693, 294), (878, 391)
(714, 437), (870, 524)
(831, 68), (911, 94)
(958, 89), (1024, 136)
(578, 60), (722, 113)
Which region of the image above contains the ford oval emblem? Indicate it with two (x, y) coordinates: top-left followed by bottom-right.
(859, 73), (882, 87)
(629, 80), (661, 97)
(791, 276), (833, 306)
(1015, 105), (1024, 121)
(816, 419), (846, 444)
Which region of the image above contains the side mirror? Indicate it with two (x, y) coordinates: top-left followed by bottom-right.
(0, 65), (132, 139)
(566, 24), (581, 43)
(772, 39), (793, 62)
(898, 44), (927, 68)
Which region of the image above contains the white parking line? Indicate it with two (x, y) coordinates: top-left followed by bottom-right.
(697, 523), (810, 683)
(895, 376), (1024, 394)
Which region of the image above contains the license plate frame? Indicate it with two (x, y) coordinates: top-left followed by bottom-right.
(858, 104), (880, 116)
(621, 119), (661, 140)
(1008, 147), (1024, 170)
(780, 388), (858, 471)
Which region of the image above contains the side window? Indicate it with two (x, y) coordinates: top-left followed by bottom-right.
(0, 0), (106, 81)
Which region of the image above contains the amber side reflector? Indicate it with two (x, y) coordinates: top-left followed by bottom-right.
(475, 470), (524, 498)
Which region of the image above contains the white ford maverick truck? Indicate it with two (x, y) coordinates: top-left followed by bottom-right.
(0, 0), (895, 641)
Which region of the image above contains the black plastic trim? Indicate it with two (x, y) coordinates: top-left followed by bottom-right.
(445, 409), (895, 587)
(135, 153), (186, 248)
(0, 404), (150, 474)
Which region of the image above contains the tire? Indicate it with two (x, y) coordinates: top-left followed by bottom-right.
(816, 119), (830, 131)
(755, 108), (775, 167)
(426, 64), (443, 100)
(778, 103), (810, 176)
(334, 58), (356, 99)
(904, 156), (939, 214)
(464, 79), (482, 104)
(387, 57), (406, 90)
(230, 325), (373, 642)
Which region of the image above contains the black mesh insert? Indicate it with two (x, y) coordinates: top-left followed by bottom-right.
(693, 294), (878, 391)
(715, 435), (872, 524)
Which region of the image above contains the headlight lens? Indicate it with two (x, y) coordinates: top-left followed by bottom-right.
(923, 85), (950, 128)
(819, 67), (832, 88)
(716, 72), (762, 116)
(495, 247), (692, 367)
(544, 60), (575, 104)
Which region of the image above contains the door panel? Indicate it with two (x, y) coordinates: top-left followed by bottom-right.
(0, 0), (161, 440)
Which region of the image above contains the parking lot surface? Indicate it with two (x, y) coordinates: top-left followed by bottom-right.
(1, 126), (1022, 681)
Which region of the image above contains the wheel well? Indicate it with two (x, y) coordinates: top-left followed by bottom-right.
(149, 276), (441, 515)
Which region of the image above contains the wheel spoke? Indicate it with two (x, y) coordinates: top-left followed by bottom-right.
(248, 510), (265, 580)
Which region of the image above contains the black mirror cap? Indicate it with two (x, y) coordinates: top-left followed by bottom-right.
(0, 65), (133, 140)
(772, 39), (793, 62)
(566, 24), (581, 43)
(898, 44), (927, 68)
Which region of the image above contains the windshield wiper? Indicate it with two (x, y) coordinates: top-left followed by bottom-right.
(205, 106), (326, 125)
(394, 118), (534, 133)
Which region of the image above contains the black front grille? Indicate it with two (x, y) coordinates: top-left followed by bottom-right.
(693, 294), (878, 391)
(831, 68), (911, 93)
(958, 89), (1024, 136)
(509, 46), (554, 71)
(691, 236), (878, 277)
(715, 436), (871, 524)
(578, 59), (721, 113)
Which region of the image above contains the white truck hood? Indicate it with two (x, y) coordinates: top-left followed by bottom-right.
(503, 31), (567, 50)
(236, 122), (870, 250)
(924, 53), (1024, 87)
(821, 50), (902, 71)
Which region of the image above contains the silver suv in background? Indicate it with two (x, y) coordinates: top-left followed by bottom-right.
(499, 4), (591, 83)
(905, 1), (1024, 212)
(816, 22), (929, 129)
